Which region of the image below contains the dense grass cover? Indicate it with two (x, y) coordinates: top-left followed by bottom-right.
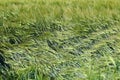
(0, 0), (120, 80)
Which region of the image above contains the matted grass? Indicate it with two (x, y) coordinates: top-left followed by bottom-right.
(0, 0), (120, 80)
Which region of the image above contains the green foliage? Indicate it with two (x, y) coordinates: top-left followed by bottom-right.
(0, 0), (120, 80)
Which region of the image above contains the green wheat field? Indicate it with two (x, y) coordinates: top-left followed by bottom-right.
(0, 0), (120, 80)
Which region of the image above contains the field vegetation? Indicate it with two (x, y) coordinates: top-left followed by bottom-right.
(0, 0), (120, 80)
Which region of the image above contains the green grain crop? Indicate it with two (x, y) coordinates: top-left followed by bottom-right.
(0, 0), (120, 80)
